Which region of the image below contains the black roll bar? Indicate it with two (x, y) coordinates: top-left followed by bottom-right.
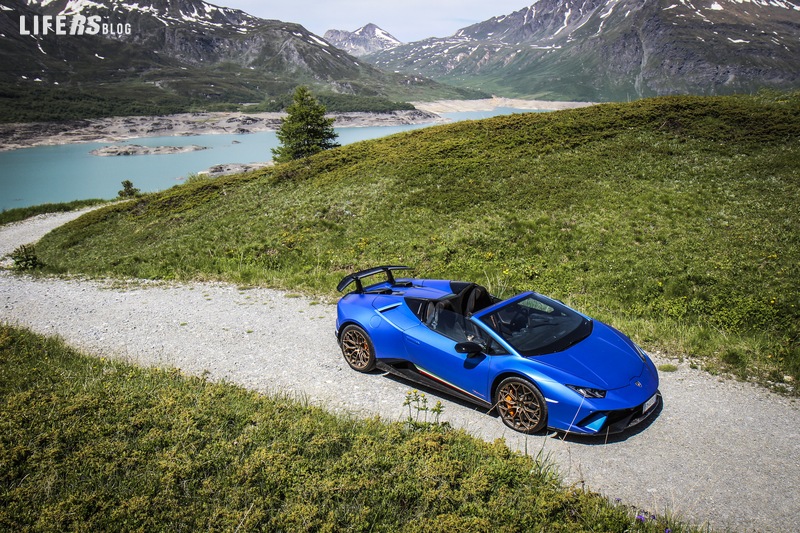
(336, 265), (413, 293)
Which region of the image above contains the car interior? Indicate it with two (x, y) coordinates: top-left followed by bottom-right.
(415, 284), (500, 348)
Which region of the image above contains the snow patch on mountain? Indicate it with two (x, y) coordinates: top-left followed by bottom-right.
(26, 0), (263, 33)
(309, 34), (330, 47)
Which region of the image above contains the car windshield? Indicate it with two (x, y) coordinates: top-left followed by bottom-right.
(476, 294), (592, 356)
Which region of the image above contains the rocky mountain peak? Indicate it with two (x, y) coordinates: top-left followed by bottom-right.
(324, 23), (402, 56)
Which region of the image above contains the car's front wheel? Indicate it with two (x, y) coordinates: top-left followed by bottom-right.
(495, 377), (547, 434)
(340, 324), (376, 372)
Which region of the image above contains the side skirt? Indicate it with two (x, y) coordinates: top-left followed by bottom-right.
(376, 360), (493, 410)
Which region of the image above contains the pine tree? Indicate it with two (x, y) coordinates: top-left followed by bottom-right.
(118, 180), (140, 198)
(271, 86), (339, 163)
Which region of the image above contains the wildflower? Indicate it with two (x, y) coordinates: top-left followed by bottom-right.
(636, 514), (646, 522)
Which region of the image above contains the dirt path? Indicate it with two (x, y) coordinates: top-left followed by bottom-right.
(1, 210), (798, 532)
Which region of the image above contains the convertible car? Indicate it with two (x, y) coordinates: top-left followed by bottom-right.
(335, 266), (660, 436)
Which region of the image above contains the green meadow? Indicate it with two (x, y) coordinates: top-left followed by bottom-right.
(33, 93), (800, 390)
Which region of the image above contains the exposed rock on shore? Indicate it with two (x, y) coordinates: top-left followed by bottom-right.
(90, 144), (209, 157)
(0, 100), (596, 152)
(410, 97), (593, 114)
(197, 162), (274, 178)
(0, 109), (442, 152)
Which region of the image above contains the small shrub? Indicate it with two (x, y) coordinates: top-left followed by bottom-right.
(658, 363), (679, 372)
(722, 347), (750, 379)
(184, 172), (210, 185)
(10, 244), (43, 270)
(722, 348), (747, 368)
(403, 389), (448, 432)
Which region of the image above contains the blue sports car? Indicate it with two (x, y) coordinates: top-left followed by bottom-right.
(335, 266), (661, 436)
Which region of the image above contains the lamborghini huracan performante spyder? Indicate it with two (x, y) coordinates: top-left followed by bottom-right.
(335, 266), (661, 436)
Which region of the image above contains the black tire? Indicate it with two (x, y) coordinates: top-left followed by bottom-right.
(339, 324), (376, 372)
(495, 377), (547, 434)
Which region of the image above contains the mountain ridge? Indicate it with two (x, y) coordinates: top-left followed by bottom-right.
(367, 0), (800, 101)
(0, 0), (484, 120)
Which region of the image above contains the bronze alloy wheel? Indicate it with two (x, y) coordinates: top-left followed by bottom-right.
(340, 325), (376, 372)
(495, 377), (547, 433)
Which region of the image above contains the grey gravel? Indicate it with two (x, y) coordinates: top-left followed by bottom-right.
(1, 210), (798, 532)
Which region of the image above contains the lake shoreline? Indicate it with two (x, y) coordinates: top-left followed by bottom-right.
(0, 98), (593, 152)
(0, 110), (440, 152)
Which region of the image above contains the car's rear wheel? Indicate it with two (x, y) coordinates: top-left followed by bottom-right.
(495, 377), (547, 434)
(340, 324), (376, 372)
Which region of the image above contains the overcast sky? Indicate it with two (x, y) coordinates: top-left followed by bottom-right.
(216, 1), (530, 43)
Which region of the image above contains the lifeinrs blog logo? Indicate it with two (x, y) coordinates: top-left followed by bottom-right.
(19, 15), (132, 36)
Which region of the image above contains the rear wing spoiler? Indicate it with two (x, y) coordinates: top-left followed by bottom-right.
(337, 265), (413, 293)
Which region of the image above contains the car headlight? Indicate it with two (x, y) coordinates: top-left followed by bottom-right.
(566, 384), (607, 399)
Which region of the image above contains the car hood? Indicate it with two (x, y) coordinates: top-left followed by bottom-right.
(532, 321), (645, 390)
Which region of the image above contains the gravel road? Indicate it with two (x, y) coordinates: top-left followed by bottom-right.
(1, 209), (798, 532)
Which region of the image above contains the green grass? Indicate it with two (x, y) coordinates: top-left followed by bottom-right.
(0, 199), (108, 226)
(0, 324), (698, 531)
(34, 93), (800, 392)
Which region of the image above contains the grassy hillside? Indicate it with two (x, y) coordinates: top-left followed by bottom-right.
(0, 325), (697, 531)
(35, 93), (800, 391)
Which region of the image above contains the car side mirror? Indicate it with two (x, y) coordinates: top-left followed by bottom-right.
(455, 341), (484, 357)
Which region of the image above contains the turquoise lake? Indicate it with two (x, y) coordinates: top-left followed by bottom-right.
(0, 108), (537, 211)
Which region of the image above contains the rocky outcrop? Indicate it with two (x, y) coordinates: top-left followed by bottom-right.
(198, 162), (274, 177)
(0, 109), (443, 151)
(90, 144), (208, 156)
